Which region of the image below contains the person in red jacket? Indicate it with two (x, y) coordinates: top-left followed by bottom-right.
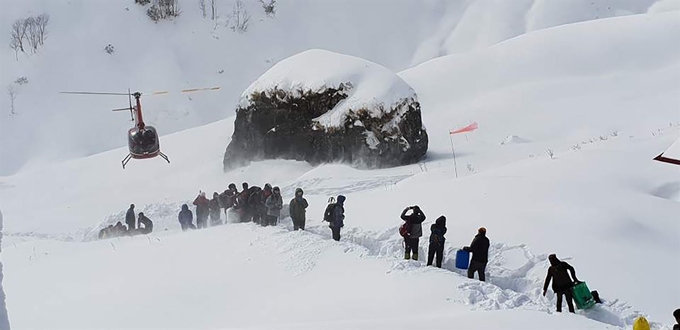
(193, 191), (210, 229)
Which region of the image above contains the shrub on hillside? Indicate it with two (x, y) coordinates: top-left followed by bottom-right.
(147, 0), (181, 22)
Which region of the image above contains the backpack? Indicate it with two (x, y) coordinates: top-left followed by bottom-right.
(399, 223), (410, 238)
(324, 203), (336, 222)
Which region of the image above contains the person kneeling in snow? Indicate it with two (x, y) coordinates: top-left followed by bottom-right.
(138, 212), (153, 234)
(427, 216), (447, 267)
(543, 254), (579, 313)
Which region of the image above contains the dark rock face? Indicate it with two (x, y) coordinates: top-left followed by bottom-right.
(223, 85), (428, 170)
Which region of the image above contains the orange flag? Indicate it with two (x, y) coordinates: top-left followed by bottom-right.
(450, 122), (478, 135)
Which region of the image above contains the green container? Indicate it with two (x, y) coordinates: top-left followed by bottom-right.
(571, 282), (596, 310)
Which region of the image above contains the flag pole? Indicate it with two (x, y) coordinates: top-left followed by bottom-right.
(449, 132), (458, 178)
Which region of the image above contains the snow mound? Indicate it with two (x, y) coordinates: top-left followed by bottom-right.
(501, 135), (531, 145)
(239, 49), (418, 128)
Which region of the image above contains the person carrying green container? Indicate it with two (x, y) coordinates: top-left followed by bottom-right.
(543, 254), (580, 313)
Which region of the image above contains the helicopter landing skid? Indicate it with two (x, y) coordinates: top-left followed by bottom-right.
(159, 151), (170, 164)
(121, 154), (133, 169)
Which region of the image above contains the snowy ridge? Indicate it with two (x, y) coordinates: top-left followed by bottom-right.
(238, 49), (418, 128)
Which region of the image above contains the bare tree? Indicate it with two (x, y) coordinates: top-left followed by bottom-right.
(198, 0), (206, 18)
(7, 86), (17, 116)
(10, 19), (27, 54)
(9, 14), (49, 57)
(35, 14), (49, 45)
(231, 0), (251, 33)
(147, 0), (181, 22)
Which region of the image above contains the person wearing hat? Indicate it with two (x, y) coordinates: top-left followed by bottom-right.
(463, 227), (490, 281)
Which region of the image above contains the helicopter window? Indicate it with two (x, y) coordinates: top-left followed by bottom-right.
(128, 127), (159, 155)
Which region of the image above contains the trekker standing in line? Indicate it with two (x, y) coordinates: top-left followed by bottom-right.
(328, 195), (345, 241)
(265, 186), (283, 226)
(427, 216), (447, 267)
(289, 188), (308, 230)
(178, 204), (195, 231)
(542, 254), (579, 313)
(193, 191), (210, 229)
(463, 227), (490, 282)
(126, 204), (136, 231)
(138, 212), (153, 234)
(209, 192), (222, 226)
(235, 182), (251, 222)
(672, 308), (680, 330)
(401, 205), (426, 260)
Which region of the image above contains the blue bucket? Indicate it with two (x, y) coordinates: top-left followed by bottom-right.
(455, 249), (470, 269)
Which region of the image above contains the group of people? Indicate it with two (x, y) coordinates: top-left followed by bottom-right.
(97, 186), (618, 316)
(177, 182), (287, 230)
(398, 205), (591, 314)
(399, 205), (488, 276)
(98, 204), (154, 239)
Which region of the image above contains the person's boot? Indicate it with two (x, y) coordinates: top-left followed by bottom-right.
(412, 253), (419, 261)
(405, 252), (411, 260)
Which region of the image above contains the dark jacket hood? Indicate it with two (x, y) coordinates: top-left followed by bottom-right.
(181, 204), (189, 211)
(435, 216), (446, 226)
(295, 188), (304, 196)
(337, 195), (346, 205)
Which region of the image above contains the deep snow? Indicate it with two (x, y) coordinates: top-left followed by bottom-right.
(1, 1), (679, 330)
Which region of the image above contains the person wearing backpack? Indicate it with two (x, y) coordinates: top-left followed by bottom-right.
(463, 227), (490, 282)
(327, 195), (345, 241)
(427, 216), (447, 267)
(400, 205), (426, 260)
(289, 188), (308, 230)
(235, 182), (251, 222)
(542, 254), (580, 313)
(265, 186), (283, 226)
(247, 186), (264, 225)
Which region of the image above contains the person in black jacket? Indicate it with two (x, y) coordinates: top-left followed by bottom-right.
(463, 227), (490, 281)
(401, 205), (426, 260)
(178, 204), (195, 231)
(138, 212), (153, 234)
(125, 204), (136, 230)
(673, 308), (680, 330)
(543, 254), (579, 313)
(329, 195), (346, 241)
(427, 216), (447, 267)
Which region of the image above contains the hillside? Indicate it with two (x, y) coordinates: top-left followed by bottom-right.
(1, 8), (679, 329)
(0, 0), (663, 175)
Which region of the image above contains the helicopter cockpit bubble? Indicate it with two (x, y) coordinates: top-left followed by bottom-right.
(128, 126), (160, 156)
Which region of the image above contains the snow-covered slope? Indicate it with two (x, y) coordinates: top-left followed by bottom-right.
(0, 0), (662, 175)
(1, 3), (679, 330)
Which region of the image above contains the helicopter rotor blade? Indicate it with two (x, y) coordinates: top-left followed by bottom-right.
(60, 91), (130, 96)
(128, 88), (134, 121)
(181, 86), (221, 93)
(112, 107), (133, 111)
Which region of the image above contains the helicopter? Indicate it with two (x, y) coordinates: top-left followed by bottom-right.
(61, 87), (220, 168)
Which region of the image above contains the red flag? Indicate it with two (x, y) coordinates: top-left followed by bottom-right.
(450, 122), (478, 135)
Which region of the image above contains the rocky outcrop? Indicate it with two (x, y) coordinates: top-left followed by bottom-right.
(223, 50), (428, 170)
